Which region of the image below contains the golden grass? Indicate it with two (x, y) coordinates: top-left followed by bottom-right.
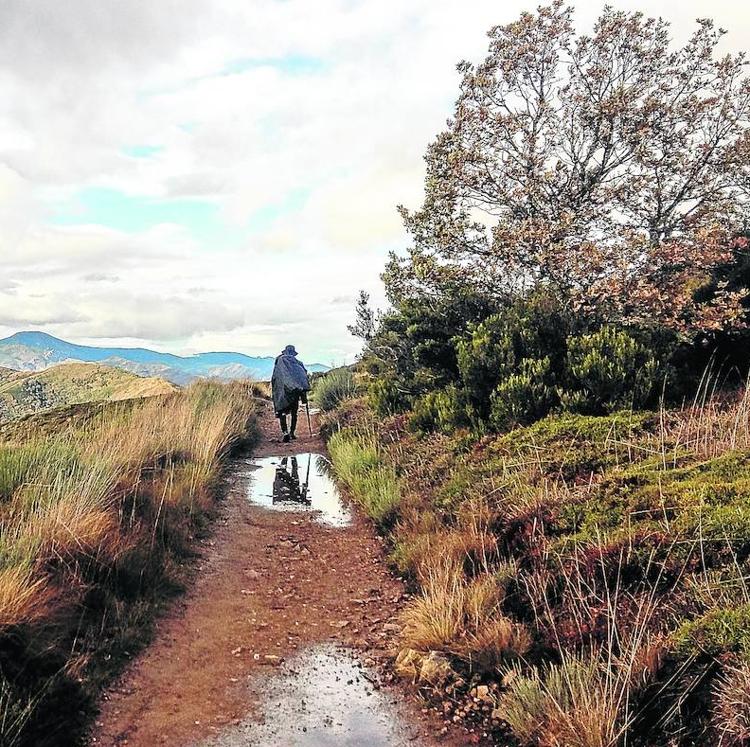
(0, 567), (56, 628)
(713, 662), (750, 746)
(0, 380), (259, 743)
(400, 558), (530, 666)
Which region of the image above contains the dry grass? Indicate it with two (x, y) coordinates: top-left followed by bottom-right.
(400, 558), (529, 667)
(713, 661), (750, 746)
(0, 380), (258, 744)
(664, 376), (750, 462)
(0, 567), (56, 628)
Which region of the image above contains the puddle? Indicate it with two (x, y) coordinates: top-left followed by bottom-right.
(202, 645), (423, 747)
(242, 453), (351, 527)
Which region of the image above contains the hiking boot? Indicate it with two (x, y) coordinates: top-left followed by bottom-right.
(289, 433), (297, 441)
(282, 433), (290, 443)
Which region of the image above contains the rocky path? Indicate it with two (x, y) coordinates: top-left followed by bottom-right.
(89, 402), (476, 746)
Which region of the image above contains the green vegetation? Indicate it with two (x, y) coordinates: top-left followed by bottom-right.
(335, 7), (750, 740)
(328, 429), (400, 527)
(323, 389), (750, 745)
(0, 382), (258, 745)
(0, 362), (177, 423)
(311, 367), (358, 412)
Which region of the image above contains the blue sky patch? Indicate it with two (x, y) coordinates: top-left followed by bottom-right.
(220, 54), (326, 77)
(122, 144), (164, 159)
(50, 186), (311, 247)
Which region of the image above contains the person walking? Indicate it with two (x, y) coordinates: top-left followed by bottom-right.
(271, 344), (310, 443)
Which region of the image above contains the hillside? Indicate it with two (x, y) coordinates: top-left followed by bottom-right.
(0, 362), (177, 422)
(0, 332), (329, 385)
(321, 388), (750, 746)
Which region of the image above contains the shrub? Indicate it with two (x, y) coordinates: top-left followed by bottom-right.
(490, 357), (557, 431)
(409, 386), (466, 434)
(368, 378), (410, 417)
(312, 368), (357, 412)
(455, 294), (570, 425)
(564, 327), (661, 414)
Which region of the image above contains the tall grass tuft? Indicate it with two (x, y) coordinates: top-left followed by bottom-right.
(328, 428), (400, 526)
(312, 368), (358, 412)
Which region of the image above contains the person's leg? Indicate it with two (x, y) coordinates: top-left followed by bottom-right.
(280, 413), (290, 442)
(289, 395), (300, 439)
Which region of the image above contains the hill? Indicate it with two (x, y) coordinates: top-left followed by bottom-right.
(0, 332), (329, 385)
(0, 361), (177, 422)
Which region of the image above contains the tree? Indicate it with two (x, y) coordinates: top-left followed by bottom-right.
(348, 291), (376, 343)
(389, 2), (750, 335)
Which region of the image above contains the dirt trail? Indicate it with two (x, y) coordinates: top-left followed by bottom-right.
(90, 403), (477, 746)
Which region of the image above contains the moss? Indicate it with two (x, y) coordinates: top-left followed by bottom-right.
(547, 450), (750, 547)
(487, 410), (657, 482)
(673, 604), (750, 659)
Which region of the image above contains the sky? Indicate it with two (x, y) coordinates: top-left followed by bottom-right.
(0, 1), (749, 365)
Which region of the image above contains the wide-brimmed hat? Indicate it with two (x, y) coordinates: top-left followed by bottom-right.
(282, 344), (297, 356)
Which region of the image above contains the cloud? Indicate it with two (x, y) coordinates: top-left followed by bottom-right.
(71, 293), (245, 340)
(83, 273), (120, 283)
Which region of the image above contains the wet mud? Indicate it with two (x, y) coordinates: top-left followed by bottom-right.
(202, 643), (423, 746)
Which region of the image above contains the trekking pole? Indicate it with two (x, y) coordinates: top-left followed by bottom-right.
(306, 400), (313, 437)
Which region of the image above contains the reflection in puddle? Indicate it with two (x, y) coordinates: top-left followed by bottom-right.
(203, 645), (423, 747)
(244, 454), (351, 527)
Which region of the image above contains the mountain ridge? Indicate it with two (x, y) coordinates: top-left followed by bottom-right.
(0, 332), (329, 385)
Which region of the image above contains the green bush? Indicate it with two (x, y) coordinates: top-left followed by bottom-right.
(456, 294), (569, 424)
(409, 385), (467, 434)
(564, 327), (660, 414)
(368, 378), (410, 417)
(312, 368), (357, 412)
(490, 357), (557, 430)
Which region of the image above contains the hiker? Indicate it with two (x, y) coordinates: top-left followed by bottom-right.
(271, 344), (310, 443)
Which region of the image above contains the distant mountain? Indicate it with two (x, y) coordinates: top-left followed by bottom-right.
(0, 332), (329, 385)
(0, 362), (177, 422)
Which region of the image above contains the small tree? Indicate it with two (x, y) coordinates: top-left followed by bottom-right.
(348, 291), (376, 343)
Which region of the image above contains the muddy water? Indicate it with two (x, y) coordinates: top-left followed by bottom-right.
(241, 453), (351, 527)
(202, 644), (424, 747)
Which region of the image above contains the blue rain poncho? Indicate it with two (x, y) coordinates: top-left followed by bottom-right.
(271, 346), (310, 416)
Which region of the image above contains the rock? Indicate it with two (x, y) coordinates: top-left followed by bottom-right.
(394, 648), (422, 682)
(476, 685), (492, 703)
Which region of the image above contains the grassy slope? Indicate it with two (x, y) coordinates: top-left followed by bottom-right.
(0, 362), (177, 422)
(325, 395), (750, 746)
(0, 382), (259, 746)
